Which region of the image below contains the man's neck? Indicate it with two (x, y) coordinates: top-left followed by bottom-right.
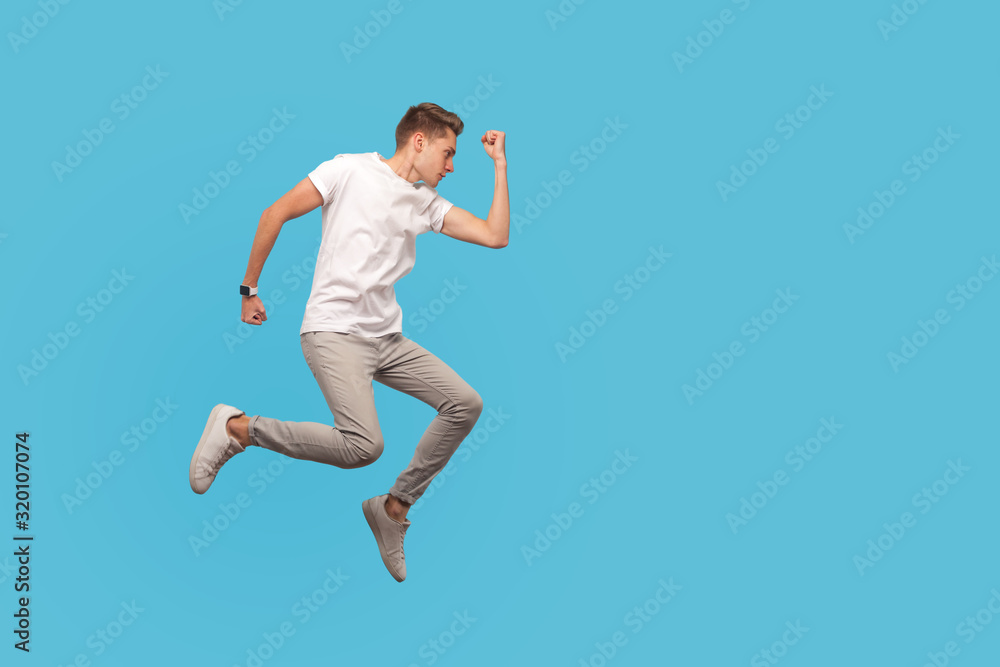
(380, 153), (419, 184)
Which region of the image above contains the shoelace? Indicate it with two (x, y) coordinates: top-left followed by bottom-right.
(208, 439), (242, 475)
(391, 522), (408, 560)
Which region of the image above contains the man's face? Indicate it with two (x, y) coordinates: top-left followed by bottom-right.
(416, 128), (456, 187)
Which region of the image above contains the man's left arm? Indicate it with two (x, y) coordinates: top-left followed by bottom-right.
(441, 130), (509, 248)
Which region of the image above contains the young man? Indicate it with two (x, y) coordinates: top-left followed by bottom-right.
(189, 103), (508, 582)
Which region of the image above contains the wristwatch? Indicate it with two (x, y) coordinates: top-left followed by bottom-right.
(240, 284), (258, 297)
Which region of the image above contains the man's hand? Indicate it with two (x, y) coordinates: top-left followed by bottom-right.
(481, 130), (506, 162)
(242, 295), (268, 325)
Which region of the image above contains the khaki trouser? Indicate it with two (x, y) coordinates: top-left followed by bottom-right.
(247, 331), (483, 505)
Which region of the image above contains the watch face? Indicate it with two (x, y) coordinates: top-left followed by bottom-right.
(240, 285), (250, 296)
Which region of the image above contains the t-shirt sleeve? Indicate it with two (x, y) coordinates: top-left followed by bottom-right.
(425, 191), (454, 234)
(307, 155), (347, 206)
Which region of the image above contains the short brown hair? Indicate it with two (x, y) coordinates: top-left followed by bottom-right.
(394, 103), (463, 151)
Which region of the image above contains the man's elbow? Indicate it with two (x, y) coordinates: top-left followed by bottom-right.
(482, 219), (507, 248)
(261, 206), (289, 228)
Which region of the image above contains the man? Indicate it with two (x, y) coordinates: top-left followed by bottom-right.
(189, 103), (508, 582)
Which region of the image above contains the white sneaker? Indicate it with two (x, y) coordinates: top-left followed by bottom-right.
(362, 494), (411, 582)
(190, 404), (246, 494)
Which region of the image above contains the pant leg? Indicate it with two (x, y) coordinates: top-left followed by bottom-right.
(247, 331), (385, 468)
(373, 333), (484, 505)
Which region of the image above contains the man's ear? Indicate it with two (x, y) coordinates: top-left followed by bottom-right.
(413, 132), (426, 152)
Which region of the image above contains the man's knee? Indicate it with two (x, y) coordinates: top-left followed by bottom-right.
(347, 432), (384, 467)
(463, 388), (484, 421)
(364, 435), (385, 464)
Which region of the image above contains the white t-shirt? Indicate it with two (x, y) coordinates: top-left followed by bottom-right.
(300, 152), (453, 337)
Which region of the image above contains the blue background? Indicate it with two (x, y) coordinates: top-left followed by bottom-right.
(3, 0), (998, 665)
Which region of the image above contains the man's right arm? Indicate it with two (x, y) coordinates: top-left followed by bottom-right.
(240, 177), (324, 325)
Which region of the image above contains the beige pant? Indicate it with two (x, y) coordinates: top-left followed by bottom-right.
(247, 331), (483, 505)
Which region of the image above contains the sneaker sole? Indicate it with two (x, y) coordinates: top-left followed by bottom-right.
(362, 498), (405, 582)
(190, 404), (228, 494)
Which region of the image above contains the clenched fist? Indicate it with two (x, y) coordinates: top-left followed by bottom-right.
(481, 130), (506, 162)
(242, 295), (268, 325)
